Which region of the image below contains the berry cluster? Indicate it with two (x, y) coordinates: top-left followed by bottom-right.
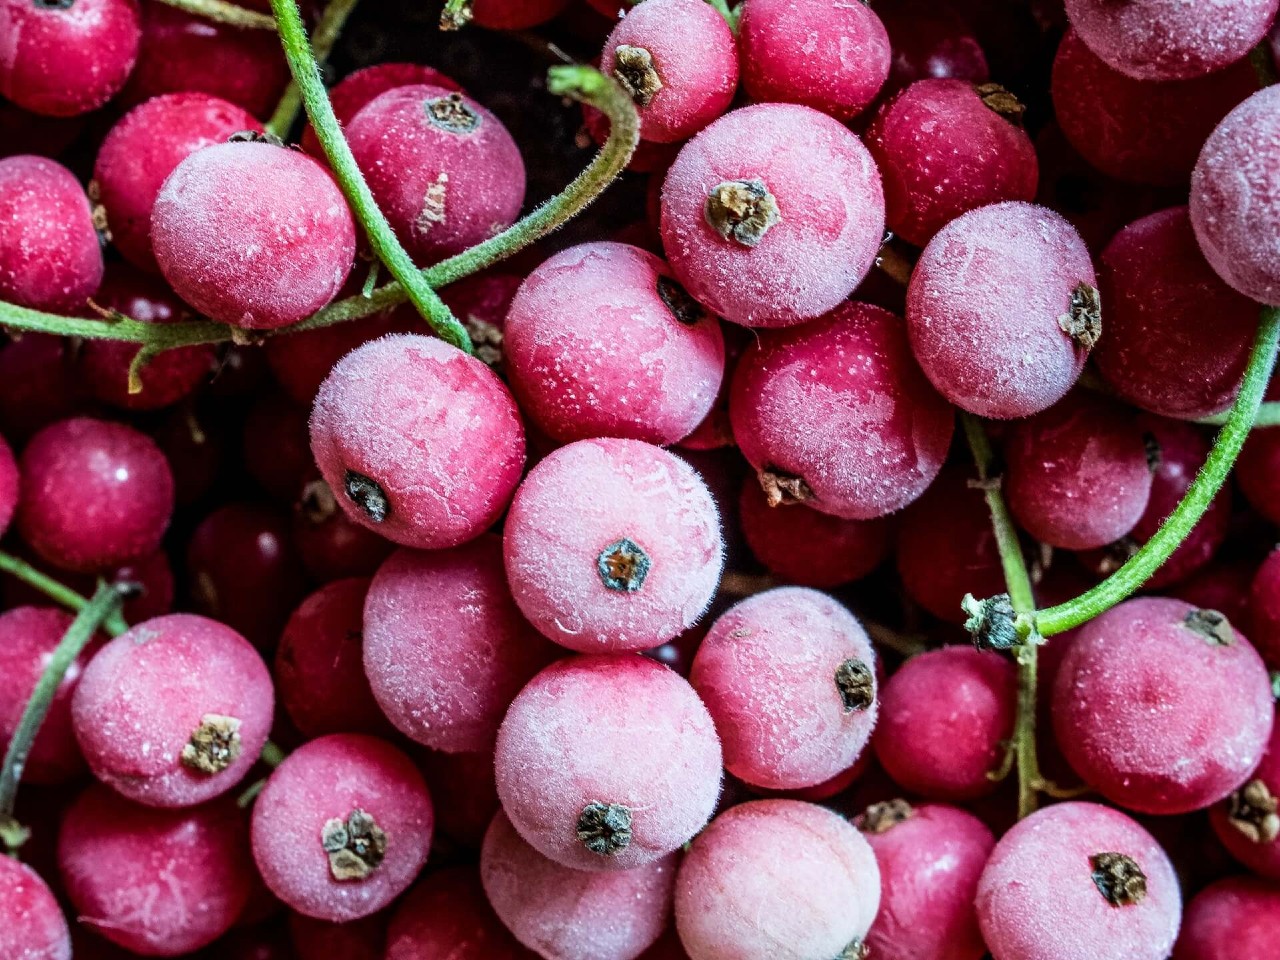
(2, 0), (1280, 959)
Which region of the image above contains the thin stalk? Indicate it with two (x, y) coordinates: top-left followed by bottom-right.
(0, 551), (128, 638)
(267, 0), (362, 139)
(260, 741), (287, 768)
(154, 0), (276, 29)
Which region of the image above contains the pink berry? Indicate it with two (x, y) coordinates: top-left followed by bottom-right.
(855, 800), (994, 960)
(1175, 559), (1256, 635)
(346, 85), (525, 263)
(873, 646), (1016, 801)
(976, 802), (1181, 960)
(309, 334), (526, 550)
(1249, 548), (1280, 667)
(418, 748), (500, 849)
(660, 103), (885, 327)
(738, 0), (890, 121)
(290, 911), (388, 960)
(729, 301), (953, 520)
(471, 0), (568, 28)
(503, 438), (723, 652)
(690, 587), (877, 791)
(1173, 875), (1280, 960)
(495, 654), (721, 871)
(1052, 596), (1275, 814)
(17, 417), (173, 573)
(1209, 719), (1280, 879)
(59, 785), (255, 955)
(0, 0), (140, 116)
(601, 0), (738, 143)
(866, 78), (1038, 246)
(675, 799), (880, 960)
(0, 155), (103, 312)
(363, 536), (556, 753)
(151, 140), (356, 329)
(384, 867), (530, 959)
(1191, 85), (1280, 305)
(0, 855), (70, 960)
(503, 242), (725, 445)
(251, 734), (433, 922)
(482, 810), (676, 960)
(906, 200), (1097, 418)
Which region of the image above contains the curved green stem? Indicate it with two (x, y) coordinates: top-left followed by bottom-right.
(266, 0), (362, 139)
(153, 0), (276, 29)
(269, 0), (472, 352)
(1197, 400), (1280, 427)
(0, 551), (128, 638)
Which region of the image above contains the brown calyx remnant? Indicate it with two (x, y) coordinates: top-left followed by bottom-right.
(597, 538), (652, 592)
(838, 940), (871, 960)
(1090, 536), (1138, 576)
(322, 809), (387, 881)
(463, 314), (504, 368)
(1089, 852), (1147, 907)
(858, 798), (915, 835)
(975, 82), (1027, 124)
(87, 181), (111, 244)
(835, 658), (874, 712)
(705, 179), (781, 248)
(758, 468), (812, 508)
(181, 714), (243, 774)
(344, 470), (390, 523)
(613, 45), (664, 107)
(1183, 608), (1235, 646)
(657, 276), (706, 326)
(299, 478), (338, 524)
(1058, 282), (1102, 350)
(424, 94), (482, 135)
(577, 802), (633, 856)
(1227, 779), (1280, 843)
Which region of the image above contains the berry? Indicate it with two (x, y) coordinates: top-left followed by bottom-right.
(309, 334), (526, 550)
(242, 390), (314, 504)
(471, 0), (569, 28)
(1052, 597), (1274, 814)
(0, 334), (83, 444)
(660, 103), (885, 327)
(729, 301), (953, 519)
(1237, 425), (1280, 525)
(0, 854), (70, 960)
(502, 438), (723, 652)
(737, 0), (891, 121)
(346, 85), (526, 263)
(384, 867), (529, 959)
(1209, 720), (1280, 879)
(417, 748), (501, 850)
(675, 799), (880, 960)
(866, 78), (1039, 247)
(873, 646), (1016, 801)
(291, 478), (396, 583)
(976, 802), (1181, 960)
(58, 786), (254, 955)
(251, 734), (434, 922)
(0, 429), (17, 537)
(289, 911), (389, 960)
(906, 200), (1097, 419)
(0, 156), (103, 312)
(495, 654), (722, 871)
(690, 587), (878, 791)
(363, 537), (557, 752)
(437, 270), (521, 371)
(879, 1), (990, 94)
(1249, 548), (1280, 666)
(1173, 876), (1280, 960)
(504, 242), (725, 446)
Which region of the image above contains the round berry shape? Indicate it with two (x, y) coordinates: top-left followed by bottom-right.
(660, 103), (885, 327)
(310, 334), (526, 550)
(0, 430), (17, 538)
(292, 477), (397, 583)
(384, 867), (529, 960)
(879, 1), (990, 94)
(907, 201), (1097, 419)
(1173, 876), (1280, 960)
(503, 438), (722, 652)
(1249, 548), (1280, 667)
(729, 300), (953, 519)
(251, 734), (433, 922)
(346, 85), (526, 263)
(418, 749), (501, 850)
(0, 854), (70, 960)
(152, 139), (356, 329)
(1209, 720), (1280, 879)
(1052, 597), (1275, 814)
(1237, 425), (1280, 527)
(675, 799), (881, 960)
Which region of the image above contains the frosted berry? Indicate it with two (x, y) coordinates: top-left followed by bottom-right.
(384, 867), (529, 960)
(1173, 875), (1280, 960)
(0, 334), (82, 444)
(0, 855), (70, 960)
(1209, 720), (1280, 879)
(1249, 548), (1280, 667)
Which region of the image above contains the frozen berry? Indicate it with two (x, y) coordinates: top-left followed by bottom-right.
(418, 749), (500, 850)
(1173, 875), (1280, 960)
(0, 334), (82, 444)
(1209, 720), (1280, 879)
(1250, 548), (1280, 667)
(0, 429), (17, 537)
(384, 867), (529, 959)
(291, 478), (396, 583)
(0, 854), (70, 960)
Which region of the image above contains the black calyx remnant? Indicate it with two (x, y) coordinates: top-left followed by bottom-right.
(613, 45), (664, 106)
(180, 714), (242, 774)
(657, 276), (706, 326)
(598, 538), (652, 592)
(1183, 608), (1235, 646)
(321, 809), (387, 881)
(1090, 852), (1147, 907)
(227, 130), (285, 147)
(425, 93), (482, 135)
(835, 658), (874, 713)
(705, 178), (781, 247)
(344, 470), (390, 524)
(1059, 282), (1102, 350)
(577, 802), (633, 856)
(962, 593), (1019, 651)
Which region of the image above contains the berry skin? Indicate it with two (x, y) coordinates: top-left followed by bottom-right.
(675, 799), (881, 960)
(503, 242), (725, 446)
(471, 0), (568, 28)
(363, 537), (557, 753)
(866, 78), (1039, 247)
(289, 911), (389, 960)
(729, 301), (953, 520)
(0, 155), (104, 312)
(495, 654), (722, 871)
(346, 85), (526, 263)
(152, 141), (356, 329)
(310, 334), (526, 550)
(0, 334), (83, 445)
(292, 477), (397, 583)
(737, 0), (891, 121)
(502, 438), (723, 652)
(0, 428), (17, 537)
(855, 801), (995, 960)
(72, 613), (274, 808)
(690, 587), (878, 791)
(1191, 85), (1280, 305)
(384, 867), (530, 960)
(481, 810), (676, 960)
(1237, 426), (1280, 526)
(878, 1), (990, 95)
(94, 92), (262, 273)
(1209, 720), (1280, 879)
(1052, 597), (1274, 814)
(660, 103), (885, 327)
(873, 646), (1016, 801)
(0, 0), (140, 117)
(17, 417), (174, 574)
(976, 802), (1180, 960)
(0, 854), (70, 960)
(251, 734), (434, 923)
(1172, 876), (1280, 960)
(1249, 548), (1280, 667)
(58, 785), (255, 956)
(906, 200), (1097, 419)
(418, 748), (501, 850)
(602, 0), (738, 144)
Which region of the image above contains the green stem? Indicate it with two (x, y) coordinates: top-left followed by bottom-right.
(439, 0), (472, 29)
(266, 0), (361, 139)
(1197, 400), (1280, 427)
(0, 551), (128, 638)
(260, 740), (287, 768)
(269, 0), (472, 352)
(153, 0), (276, 29)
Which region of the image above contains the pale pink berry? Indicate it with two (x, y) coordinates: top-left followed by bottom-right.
(0, 854), (70, 960)
(1208, 720), (1280, 880)
(1173, 876), (1280, 960)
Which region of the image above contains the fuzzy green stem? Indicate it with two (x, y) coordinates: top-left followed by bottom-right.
(154, 0), (276, 29)
(266, 0), (361, 138)
(1197, 401), (1280, 427)
(705, 0), (736, 26)
(0, 551), (128, 638)
(269, 0), (473, 352)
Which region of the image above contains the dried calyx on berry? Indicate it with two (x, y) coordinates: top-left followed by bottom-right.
(1058, 282), (1102, 350)
(835, 658), (874, 712)
(613, 45), (664, 106)
(857, 798), (915, 834)
(180, 714), (242, 774)
(962, 592), (1022, 651)
(657, 275), (706, 326)
(1089, 851), (1147, 907)
(597, 538), (652, 592)
(705, 178), (781, 247)
(321, 809), (387, 881)
(975, 82), (1026, 124)
(344, 470), (390, 523)
(1183, 608), (1235, 646)
(758, 467), (813, 508)
(577, 801), (633, 856)
(1226, 778), (1280, 843)
(424, 93), (482, 134)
